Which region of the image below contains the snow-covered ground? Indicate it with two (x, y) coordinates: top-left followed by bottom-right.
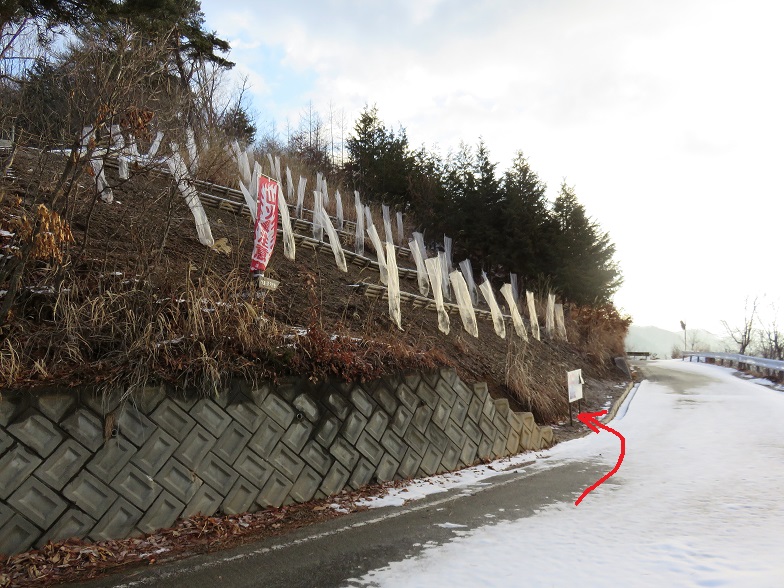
(347, 360), (784, 587)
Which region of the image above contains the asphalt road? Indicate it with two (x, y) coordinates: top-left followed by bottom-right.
(71, 456), (610, 588)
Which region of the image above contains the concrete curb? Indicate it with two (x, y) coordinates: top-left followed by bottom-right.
(602, 380), (638, 425)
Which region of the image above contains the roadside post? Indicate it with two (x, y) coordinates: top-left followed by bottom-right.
(567, 369), (584, 426)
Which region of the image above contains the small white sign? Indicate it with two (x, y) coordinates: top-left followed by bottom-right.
(568, 369), (584, 403)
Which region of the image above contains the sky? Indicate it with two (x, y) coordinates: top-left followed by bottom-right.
(199, 0), (784, 334)
(349, 361), (784, 586)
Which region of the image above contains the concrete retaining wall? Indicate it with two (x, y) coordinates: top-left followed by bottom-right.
(0, 368), (553, 555)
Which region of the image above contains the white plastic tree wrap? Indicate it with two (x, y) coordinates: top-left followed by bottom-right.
(555, 303), (568, 340)
(396, 211), (404, 246)
(278, 179), (296, 261)
(409, 238), (430, 297)
(354, 191), (365, 256)
(238, 161), (260, 221)
(110, 125), (129, 180)
(147, 131), (163, 160)
(438, 251), (451, 301)
(321, 177), (329, 208)
(425, 257), (450, 335)
(185, 127), (199, 174)
(510, 272), (519, 303)
(231, 140), (252, 186)
(364, 205), (374, 231)
(526, 291), (541, 341)
(274, 156), (282, 184)
(479, 279), (506, 339)
(81, 126), (114, 204)
(167, 143), (214, 247)
(367, 222), (388, 285)
(335, 189), (344, 230)
(318, 207), (347, 272)
(444, 235), (454, 272)
(459, 259), (478, 305)
(546, 293), (556, 337)
(501, 284), (528, 341)
(312, 191), (324, 242)
(285, 167), (294, 203)
(450, 270), (479, 338)
(266, 153), (276, 180)
(386, 242), (402, 330)
(413, 232), (427, 259)
(382, 204), (394, 244)
(296, 176), (306, 218)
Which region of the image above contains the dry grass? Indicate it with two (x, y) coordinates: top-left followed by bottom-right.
(504, 337), (566, 423)
(566, 303), (631, 370)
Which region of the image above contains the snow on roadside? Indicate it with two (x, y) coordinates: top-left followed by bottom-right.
(348, 360), (784, 588)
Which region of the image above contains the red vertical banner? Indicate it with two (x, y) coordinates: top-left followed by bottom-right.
(251, 176), (279, 272)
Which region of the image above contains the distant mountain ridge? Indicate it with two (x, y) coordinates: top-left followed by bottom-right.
(626, 325), (733, 359)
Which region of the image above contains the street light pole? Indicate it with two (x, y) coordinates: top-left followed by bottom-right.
(680, 320), (687, 352)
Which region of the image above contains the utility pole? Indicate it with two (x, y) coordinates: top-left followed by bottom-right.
(680, 320), (687, 352)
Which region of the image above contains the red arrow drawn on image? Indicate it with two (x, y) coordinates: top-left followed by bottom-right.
(574, 410), (626, 506)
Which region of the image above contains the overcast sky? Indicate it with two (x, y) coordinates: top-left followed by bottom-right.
(200, 0), (783, 334)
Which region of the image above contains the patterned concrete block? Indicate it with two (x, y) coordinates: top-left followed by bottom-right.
(293, 394), (319, 423)
(329, 436), (360, 471)
(182, 483), (222, 518)
(0, 395), (22, 428)
(540, 426), (554, 448)
(36, 393), (75, 423)
(425, 423), (449, 453)
(449, 398), (468, 427)
(189, 399), (232, 437)
(491, 434), (507, 458)
(249, 417), (284, 459)
(473, 382), (489, 401)
(90, 497), (142, 542)
(61, 408), (104, 452)
(222, 476), (260, 515)
(233, 448), (273, 488)
(137, 491), (184, 534)
(173, 425), (216, 470)
(289, 465), (321, 502)
(482, 396), (496, 420)
(132, 428), (178, 476)
(83, 389), (123, 416)
(434, 378), (457, 407)
(0, 429), (11, 455)
(8, 476), (67, 529)
(421, 371), (440, 388)
(415, 381), (439, 410)
(37, 509), (95, 548)
(444, 420), (467, 449)
(63, 471), (118, 520)
(479, 414), (497, 439)
(356, 431), (385, 465)
(349, 386), (375, 418)
(520, 411), (536, 433)
(411, 404), (433, 434)
(389, 405), (412, 438)
(403, 426), (429, 458)
(348, 458), (375, 490)
(315, 414), (341, 448)
(319, 461), (350, 496)
(35, 439), (90, 491)
(463, 417), (482, 446)
(112, 463), (161, 510)
(375, 453), (399, 482)
(269, 442), (305, 482)
(155, 458), (202, 503)
(398, 448), (423, 479)
(197, 452), (239, 491)
(0, 502), (11, 528)
(477, 435), (494, 460)
(0, 514), (40, 555)
(395, 383), (419, 413)
(300, 441), (333, 477)
(460, 439), (478, 467)
(86, 437), (135, 484)
(506, 430), (520, 456)
(0, 446), (42, 500)
(260, 394), (295, 428)
(439, 367), (458, 387)
(282, 418), (313, 454)
(274, 378), (301, 403)
(453, 379), (473, 404)
(131, 385), (166, 414)
(150, 399), (196, 442)
(494, 398), (510, 417)
(257, 469), (293, 508)
(431, 399), (451, 430)
(527, 426), (542, 451)
(247, 383), (271, 407)
(506, 410), (523, 435)
(365, 410), (389, 441)
(211, 421), (251, 464)
(325, 389), (351, 420)
(493, 413), (511, 438)
(402, 373), (421, 390)
(371, 385), (399, 416)
(467, 396), (483, 424)
(116, 404), (156, 447)
(226, 398), (266, 433)
(340, 410), (368, 444)
(419, 444), (444, 476)
(8, 410), (64, 458)
(380, 430), (407, 462)
(170, 391), (198, 412)
(441, 442), (461, 471)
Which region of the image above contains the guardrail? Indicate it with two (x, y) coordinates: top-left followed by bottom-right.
(682, 351), (784, 375)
